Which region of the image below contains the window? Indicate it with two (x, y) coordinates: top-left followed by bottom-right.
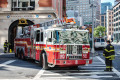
(114, 19), (115, 22)
(36, 30), (40, 42)
(101, 16), (104, 22)
(116, 28), (118, 31)
(116, 18), (118, 21)
(47, 31), (52, 42)
(114, 24), (115, 26)
(109, 24), (111, 26)
(116, 23), (118, 26)
(114, 29), (115, 31)
(41, 32), (43, 42)
(116, 12), (118, 16)
(101, 23), (104, 26)
(11, 0), (35, 11)
(96, 39), (100, 42)
(101, 39), (105, 42)
(114, 9), (115, 12)
(109, 32), (111, 35)
(109, 28), (111, 31)
(116, 7), (119, 11)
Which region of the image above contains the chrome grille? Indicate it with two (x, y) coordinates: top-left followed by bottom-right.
(67, 45), (82, 59)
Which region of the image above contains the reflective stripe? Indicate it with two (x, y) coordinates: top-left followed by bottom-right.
(105, 56), (110, 58)
(106, 66), (110, 68)
(110, 66), (113, 68)
(111, 55), (115, 57)
(104, 49), (114, 52)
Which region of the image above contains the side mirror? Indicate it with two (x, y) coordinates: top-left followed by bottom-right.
(20, 34), (24, 37)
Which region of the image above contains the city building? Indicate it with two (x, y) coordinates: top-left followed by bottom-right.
(106, 9), (114, 40)
(0, 0), (66, 50)
(101, 2), (112, 14)
(114, 0), (120, 5)
(66, 0), (101, 26)
(100, 14), (106, 27)
(113, 2), (120, 41)
(100, 2), (113, 40)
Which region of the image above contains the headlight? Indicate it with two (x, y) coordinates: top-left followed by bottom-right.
(60, 50), (66, 54)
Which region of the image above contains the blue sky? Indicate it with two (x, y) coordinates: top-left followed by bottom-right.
(101, 0), (114, 5)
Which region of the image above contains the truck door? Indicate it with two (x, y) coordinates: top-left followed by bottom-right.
(32, 29), (40, 59)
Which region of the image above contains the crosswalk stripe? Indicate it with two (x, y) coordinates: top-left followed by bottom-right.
(92, 62), (104, 64)
(86, 65), (105, 66)
(33, 69), (45, 80)
(41, 76), (113, 79)
(47, 70), (104, 72)
(42, 72), (114, 75)
(0, 60), (16, 67)
(37, 56), (118, 79)
(79, 67), (105, 68)
(97, 56), (120, 78)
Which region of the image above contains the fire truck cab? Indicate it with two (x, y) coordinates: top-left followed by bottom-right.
(14, 20), (92, 69)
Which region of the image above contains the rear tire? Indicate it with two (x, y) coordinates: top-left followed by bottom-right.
(15, 53), (17, 57)
(21, 51), (26, 60)
(18, 51), (21, 59)
(69, 66), (78, 70)
(42, 53), (49, 70)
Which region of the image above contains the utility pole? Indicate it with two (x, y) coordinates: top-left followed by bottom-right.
(90, 0), (96, 54)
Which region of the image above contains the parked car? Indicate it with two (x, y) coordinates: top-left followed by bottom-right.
(94, 38), (107, 49)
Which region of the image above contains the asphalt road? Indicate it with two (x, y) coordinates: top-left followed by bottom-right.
(0, 46), (120, 80)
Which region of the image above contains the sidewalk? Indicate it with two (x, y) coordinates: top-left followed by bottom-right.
(112, 42), (120, 45)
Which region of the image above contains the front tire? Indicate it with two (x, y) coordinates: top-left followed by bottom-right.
(42, 53), (49, 70)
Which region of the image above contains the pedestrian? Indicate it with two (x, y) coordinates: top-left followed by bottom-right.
(3, 40), (8, 53)
(103, 40), (115, 71)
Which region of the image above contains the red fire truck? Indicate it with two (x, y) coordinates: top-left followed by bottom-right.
(14, 20), (92, 69)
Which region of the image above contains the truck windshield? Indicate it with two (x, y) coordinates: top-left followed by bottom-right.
(53, 30), (89, 44)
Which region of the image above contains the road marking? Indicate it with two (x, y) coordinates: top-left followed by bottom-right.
(0, 53), (4, 55)
(47, 70), (104, 72)
(0, 79), (33, 80)
(92, 62), (104, 64)
(2, 60), (16, 65)
(42, 72), (114, 75)
(40, 75), (113, 79)
(86, 65), (105, 66)
(97, 56), (120, 78)
(79, 67), (105, 68)
(33, 68), (45, 80)
(0, 60), (16, 67)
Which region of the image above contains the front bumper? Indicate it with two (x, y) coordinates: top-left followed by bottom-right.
(53, 59), (92, 67)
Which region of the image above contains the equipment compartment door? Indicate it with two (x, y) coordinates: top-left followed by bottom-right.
(32, 29), (40, 59)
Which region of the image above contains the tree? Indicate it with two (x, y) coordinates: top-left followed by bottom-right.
(94, 26), (106, 38)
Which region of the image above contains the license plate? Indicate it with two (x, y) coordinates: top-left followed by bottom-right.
(72, 46), (77, 55)
(101, 43), (104, 45)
